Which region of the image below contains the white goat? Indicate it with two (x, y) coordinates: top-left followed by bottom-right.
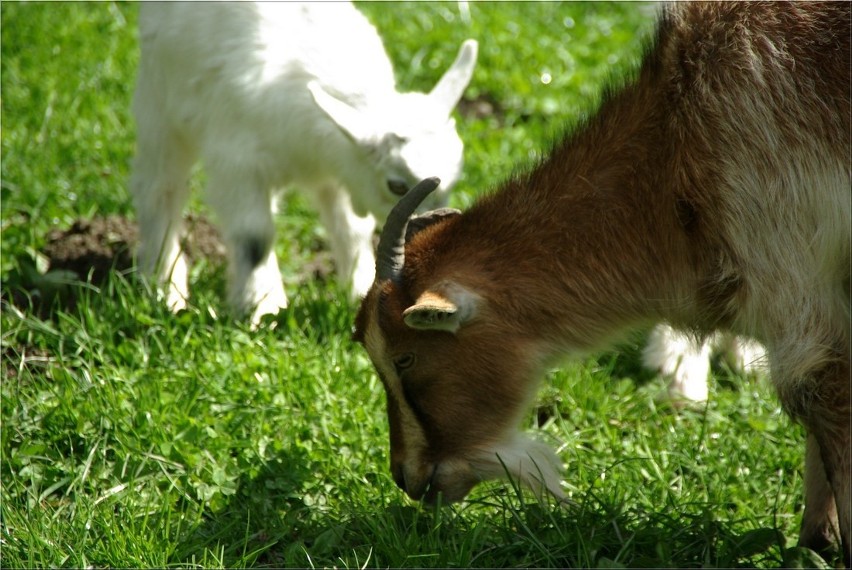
(644, 324), (766, 402)
(355, 3), (850, 565)
(130, 2), (477, 324)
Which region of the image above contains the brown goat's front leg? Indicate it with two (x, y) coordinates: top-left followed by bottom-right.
(799, 433), (840, 558)
(811, 419), (851, 568)
(792, 358), (851, 567)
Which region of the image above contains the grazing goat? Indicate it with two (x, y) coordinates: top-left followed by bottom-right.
(130, 2), (477, 324)
(354, 3), (850, 565)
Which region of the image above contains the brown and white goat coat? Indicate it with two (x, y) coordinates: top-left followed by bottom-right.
(355, 2), (851, 564)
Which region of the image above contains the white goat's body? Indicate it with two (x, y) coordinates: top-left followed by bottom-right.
(131, 2), (476, 323)
(356, 3), (850, 564)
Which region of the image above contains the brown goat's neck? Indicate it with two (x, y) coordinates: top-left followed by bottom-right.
(414, 78), (698, 355)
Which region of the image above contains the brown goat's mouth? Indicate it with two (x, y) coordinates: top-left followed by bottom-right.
(413, 460), (482, 504)
(421, 478), (480, 505)
(393, 436), (566, 505)
(394, 456), (483, 504)
(399, 462), (438, 502)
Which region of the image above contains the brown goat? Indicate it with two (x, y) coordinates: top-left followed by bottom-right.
(354, 2), (851, 564)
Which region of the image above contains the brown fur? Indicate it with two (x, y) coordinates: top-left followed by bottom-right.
(355, 2), (851, 564)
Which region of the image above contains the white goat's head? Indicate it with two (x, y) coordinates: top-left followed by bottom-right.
(308, 40), (477, 218)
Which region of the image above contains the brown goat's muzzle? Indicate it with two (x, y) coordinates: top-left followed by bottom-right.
(392, 457), (482, 504)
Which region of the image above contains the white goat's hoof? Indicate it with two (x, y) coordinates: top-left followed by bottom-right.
(165, 286), (188, 314)
(248, 292), (288, 329)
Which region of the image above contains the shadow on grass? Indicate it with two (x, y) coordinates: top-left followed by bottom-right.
(169, 444), (319, 567)
(283, 493), (808, 568)
(190, 475), (836, 569)
(456, 488), (829, 569)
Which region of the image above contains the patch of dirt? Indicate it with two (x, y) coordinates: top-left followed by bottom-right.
(2, 343), (52, 382)
(5, 212), (337, 317)
(43, 215), (139, 283)
(457, 93), (504, 121)
(182, 213), (229, 264)
(42, 213), (228, 283)
(4, 214), (228, 318)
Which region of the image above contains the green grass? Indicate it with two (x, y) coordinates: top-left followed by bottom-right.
(1, 2), (834, 568)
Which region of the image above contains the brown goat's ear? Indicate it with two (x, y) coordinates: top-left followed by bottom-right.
(403, 283), (478, 333)
(405, 208), (461, 244)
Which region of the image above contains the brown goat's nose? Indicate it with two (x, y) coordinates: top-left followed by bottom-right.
(392, 463), (407, 493)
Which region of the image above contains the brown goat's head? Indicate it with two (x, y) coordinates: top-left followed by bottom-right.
(354, 178), (564, 504)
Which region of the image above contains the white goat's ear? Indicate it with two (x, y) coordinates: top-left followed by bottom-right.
(308, 81), (373, 142)
(430, 39), (478, 116)
(403, 282), (479, 333)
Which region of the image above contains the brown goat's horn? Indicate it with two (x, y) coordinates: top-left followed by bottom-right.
(376, 177), (441, 281)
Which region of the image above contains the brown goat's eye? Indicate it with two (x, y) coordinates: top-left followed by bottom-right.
(393, 353), (416, 375)
(387, 179), (409, 197)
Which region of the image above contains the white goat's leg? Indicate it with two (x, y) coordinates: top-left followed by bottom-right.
(130, 113), (195, 312)
(643, 323), (712, 401)
(312, 184), (377, 300)
(716, 334), (767, 375)
(205, 171), (287, 325)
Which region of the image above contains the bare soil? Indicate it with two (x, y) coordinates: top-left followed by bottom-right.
(4, 214), (226, 318)
(5, 212), (340, 319)
(42, 213), (227, 282)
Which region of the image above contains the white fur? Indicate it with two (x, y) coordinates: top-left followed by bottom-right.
(472, 433), (566, 502)
(130, 2), (477, 324)
(643, 324), (767, 402)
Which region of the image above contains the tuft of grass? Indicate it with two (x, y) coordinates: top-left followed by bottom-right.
(2, 2), (832, 568)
